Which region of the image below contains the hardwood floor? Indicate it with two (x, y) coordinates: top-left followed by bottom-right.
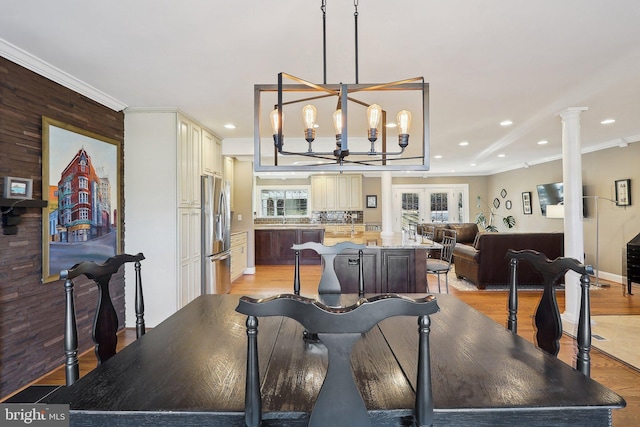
(18, 265), (640, 425)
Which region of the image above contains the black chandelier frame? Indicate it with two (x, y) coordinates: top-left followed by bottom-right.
(253, 72), (430, 172)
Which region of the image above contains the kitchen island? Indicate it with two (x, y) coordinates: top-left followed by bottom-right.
(254, 225), (435, 294)
(324, 232), (435, 294)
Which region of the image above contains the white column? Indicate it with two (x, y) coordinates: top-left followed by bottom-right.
(380, 171), (394, 238)
(557, 107), (587, 324)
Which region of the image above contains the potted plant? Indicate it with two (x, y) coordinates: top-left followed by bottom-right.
(475, 196), (516, 232)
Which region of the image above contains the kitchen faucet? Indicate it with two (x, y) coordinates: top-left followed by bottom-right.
(346, 213), (355, 237)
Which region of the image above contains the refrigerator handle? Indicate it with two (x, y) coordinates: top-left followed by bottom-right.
(210, 250), (231, 261)
(219, 185), (228, 243)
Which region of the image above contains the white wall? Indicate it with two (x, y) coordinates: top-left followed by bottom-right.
(124, 110), (179, 327)
(489, 142), (640, 280)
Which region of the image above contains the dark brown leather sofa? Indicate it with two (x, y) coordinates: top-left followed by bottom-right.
(417, 223), (479, 245)
(452, 232), (564, 289)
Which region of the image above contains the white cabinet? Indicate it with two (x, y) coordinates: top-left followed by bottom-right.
(311, 174), (362, 211)
(202, 130), (222, 176)
(230, 231), (247, 282)
(124, 109), (222, 326)
(178, 117), (201, 208)
(178, 208), (201, 308)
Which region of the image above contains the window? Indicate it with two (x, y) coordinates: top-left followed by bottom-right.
(79, 191), (89, 204)
(79, 208), (89, 220)
(258, 188), (308, 217)
(79, 176), (88, 189)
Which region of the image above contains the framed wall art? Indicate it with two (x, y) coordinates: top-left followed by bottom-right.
(42, 117), (122, 283)
(3, 176), (33, 199)
(615, 179), (631, 206)
(366, 195), (377, 208)
(522, 191), (532, 215)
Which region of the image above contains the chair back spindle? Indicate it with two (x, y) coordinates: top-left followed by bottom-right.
(135, 258), (145, 338)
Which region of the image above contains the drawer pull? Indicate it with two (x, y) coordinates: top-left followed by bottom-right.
(348, 258), (360, 266)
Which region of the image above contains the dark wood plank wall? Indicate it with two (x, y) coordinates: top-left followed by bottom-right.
(0, 57), (125, 398)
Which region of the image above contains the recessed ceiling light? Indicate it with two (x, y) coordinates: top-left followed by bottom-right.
(499, 120), (513, 127)
(458, 141), (469, 146)
(470, 163), (477, 167)
(450, 170), (456, 173)
(434, 155), (443, 159)
(497, 153), (506, 158)
(601, 118), (615, 125)
(537, 140), (548, 145)
(224, 123), (236, 129)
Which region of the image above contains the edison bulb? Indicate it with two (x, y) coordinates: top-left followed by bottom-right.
(397, 110), (412, 134)
(302, 104), (317, 130)
(332, 109), (343, 134)
(367, 104), (382, 130)
(270, 108), (283, 134)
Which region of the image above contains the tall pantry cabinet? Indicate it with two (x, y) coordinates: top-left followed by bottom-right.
(124, 108), (222, 328)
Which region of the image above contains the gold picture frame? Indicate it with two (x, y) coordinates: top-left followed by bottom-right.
(41, 117), (122, 283)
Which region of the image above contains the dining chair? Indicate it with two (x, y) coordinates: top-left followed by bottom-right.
(292, 241), (366, 297)
(506, 249), (593, 376)
(236, 293), (440, 427)
(421, 224), (435, 243)
(426, 232), (456, 293)
(61, 252), (145, 386)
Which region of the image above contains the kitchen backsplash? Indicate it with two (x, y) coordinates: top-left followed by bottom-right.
(254, 211), (364, 225)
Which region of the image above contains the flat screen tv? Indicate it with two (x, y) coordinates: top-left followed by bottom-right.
(536, 182), (588, 217)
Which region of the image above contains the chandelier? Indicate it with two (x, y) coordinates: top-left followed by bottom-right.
(254, 1), (430, 172)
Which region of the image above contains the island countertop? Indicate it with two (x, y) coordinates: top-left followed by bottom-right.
(324, 231), (439, 249)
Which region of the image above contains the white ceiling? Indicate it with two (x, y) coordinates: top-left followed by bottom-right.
(2, 0), (640, 176)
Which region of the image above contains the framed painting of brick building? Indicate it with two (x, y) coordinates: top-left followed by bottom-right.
(42, 117), (122, 283)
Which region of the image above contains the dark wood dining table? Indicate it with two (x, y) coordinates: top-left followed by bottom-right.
(43, 293), (625, 426)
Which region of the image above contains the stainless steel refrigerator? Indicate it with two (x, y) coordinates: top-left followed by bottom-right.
(201, 175), (231, 294)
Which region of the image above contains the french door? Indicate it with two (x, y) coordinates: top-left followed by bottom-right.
(392, 185), (469, 233)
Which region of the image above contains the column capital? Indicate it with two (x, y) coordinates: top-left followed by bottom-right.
(556, 107), (589, 120)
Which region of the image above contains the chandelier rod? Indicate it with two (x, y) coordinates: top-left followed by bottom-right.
(354, 0), (359, 84)
(321, 0), (327, 84)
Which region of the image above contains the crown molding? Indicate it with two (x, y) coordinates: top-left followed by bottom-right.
(0, 38), (127, 111)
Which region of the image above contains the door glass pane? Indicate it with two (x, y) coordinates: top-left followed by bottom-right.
(401, 192), (420, 229)
(457, 191), (464, 224)
(430, 192), (448, 222)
